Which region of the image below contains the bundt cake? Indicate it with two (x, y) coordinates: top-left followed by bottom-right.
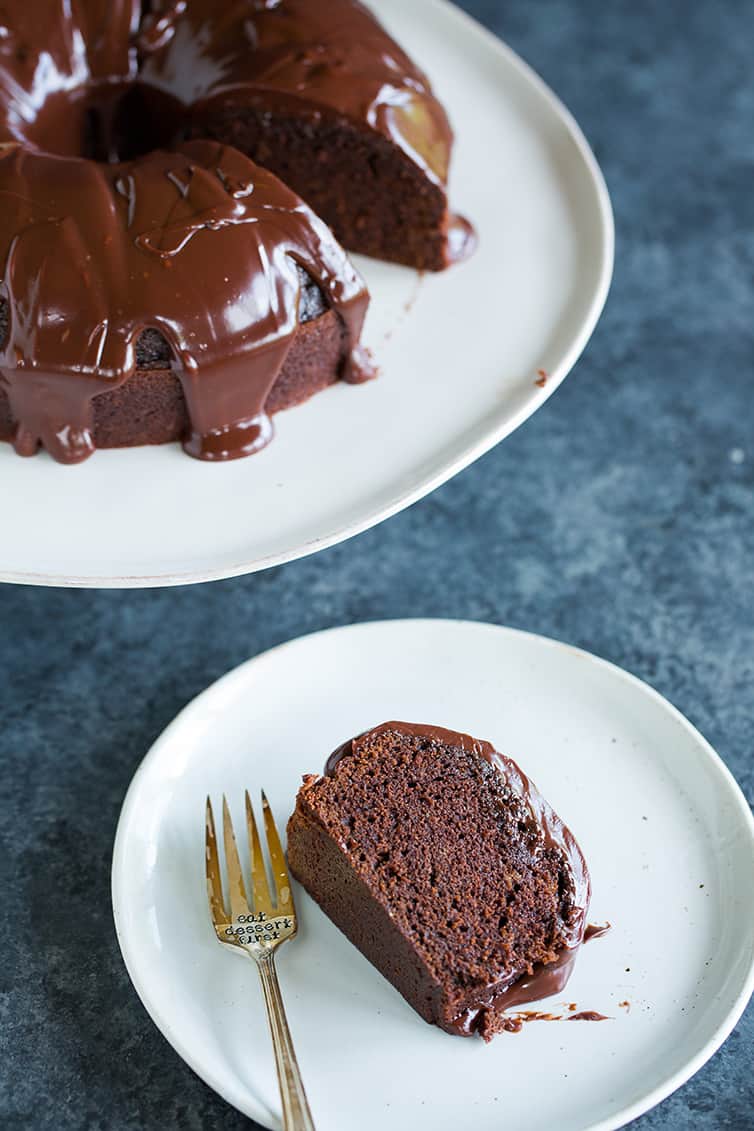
(287, 721), (591, 1041)
(0, 0), (473, 464)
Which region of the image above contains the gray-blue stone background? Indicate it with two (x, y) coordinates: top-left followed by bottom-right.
(1, 0), (752, 1127)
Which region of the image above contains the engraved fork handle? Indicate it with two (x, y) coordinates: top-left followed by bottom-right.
(256, 955), (316, 1131)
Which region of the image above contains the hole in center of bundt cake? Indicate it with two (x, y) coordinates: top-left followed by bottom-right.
(23, 81), (186, 164)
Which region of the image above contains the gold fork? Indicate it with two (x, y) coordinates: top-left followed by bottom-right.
(205, 791), (316, 1131)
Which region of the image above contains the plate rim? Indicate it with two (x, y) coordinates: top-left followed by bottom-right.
(2, 0), (615, 589)
(112, 618), (754, 1131)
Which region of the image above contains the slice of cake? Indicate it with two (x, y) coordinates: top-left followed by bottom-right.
(287, 721), (590, 1040)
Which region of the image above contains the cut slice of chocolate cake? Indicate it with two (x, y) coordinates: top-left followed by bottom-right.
(287, 721), (591, 1040)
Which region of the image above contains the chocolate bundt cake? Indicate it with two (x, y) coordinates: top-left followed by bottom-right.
(287, 722), (591, 1041)
(0, 0), (473, 464)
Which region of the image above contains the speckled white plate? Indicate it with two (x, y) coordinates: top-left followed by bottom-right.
(112, 620), (754, 1131)
(0, 0), (613, 587)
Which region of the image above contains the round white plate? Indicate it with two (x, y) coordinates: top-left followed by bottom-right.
(112, 619), (754, 1131)
(0, 0), (613, 587)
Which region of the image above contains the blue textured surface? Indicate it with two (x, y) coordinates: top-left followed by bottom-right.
(1, 1), (753, 1127)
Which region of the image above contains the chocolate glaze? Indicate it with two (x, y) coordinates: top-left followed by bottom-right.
(0, 139), (370, 462)
(584, 921), (611, 942)
(325, 721), (591, 1036)
(479, 1004), (610, 1033)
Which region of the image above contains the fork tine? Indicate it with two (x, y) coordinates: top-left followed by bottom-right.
(261, 790), (294, 914)
(245, 790), (273, 916)
(205, 797), (229, 925)
(222, 795), (250, 920)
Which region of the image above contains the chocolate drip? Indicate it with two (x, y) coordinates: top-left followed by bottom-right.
(0, 141), (370, 462)
(584, 921), (611, 942)
(325, 720), (592, 1034)
(446, 214), (477, 266)
(0, 3), (140, 103)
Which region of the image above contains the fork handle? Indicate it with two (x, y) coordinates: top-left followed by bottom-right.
(257, 955), (316, 1131)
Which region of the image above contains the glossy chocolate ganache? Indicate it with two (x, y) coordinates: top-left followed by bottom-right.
(289, 722), (591, 1041)
(0, 0), (473, 464)
(0, 140), (370, 463)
